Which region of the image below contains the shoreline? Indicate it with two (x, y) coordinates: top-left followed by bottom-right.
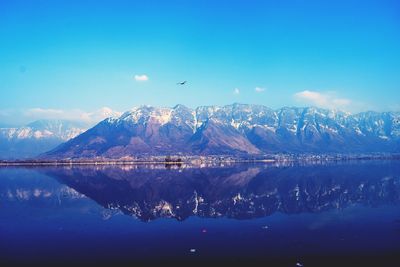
(0, 159), (276, 167)
(0, 154), (399, 167)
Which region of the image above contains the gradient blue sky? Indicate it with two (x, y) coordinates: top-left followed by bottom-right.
(1, 0), (400, 124)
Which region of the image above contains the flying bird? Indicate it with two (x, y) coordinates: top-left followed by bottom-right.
(177, 81), (187, 85)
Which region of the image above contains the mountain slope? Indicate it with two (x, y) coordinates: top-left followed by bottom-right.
(0, 120), (86, 159)
(43, 104), (400, 158)
(190, 119), (260, 154)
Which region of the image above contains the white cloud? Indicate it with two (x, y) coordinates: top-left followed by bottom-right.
(255, 87), (265, 93)
(22, 107), (122, 126)
(134, 74), (149, 82)
(80, 107), (122, 124)
(233, 88), (240, 95)
(294, 90), (352, 110)
(24, 108), (65, 118)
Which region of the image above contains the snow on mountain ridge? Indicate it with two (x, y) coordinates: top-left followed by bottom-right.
(106, 104), (400, 141)
(41, 104), (400, 158)
(0, 120), (85, 141)
(0, 119), (88, 159)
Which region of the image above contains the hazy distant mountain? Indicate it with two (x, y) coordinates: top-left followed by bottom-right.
(0, 120), (86, 159)
(43, 104), (400, 158)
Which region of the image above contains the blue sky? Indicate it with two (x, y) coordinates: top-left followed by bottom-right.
(1, 0), (400, 124)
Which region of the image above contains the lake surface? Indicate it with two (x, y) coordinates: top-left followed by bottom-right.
(1, 160), (400, 266)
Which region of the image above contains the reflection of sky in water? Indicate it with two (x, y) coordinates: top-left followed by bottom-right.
(1, 161), (400, 264)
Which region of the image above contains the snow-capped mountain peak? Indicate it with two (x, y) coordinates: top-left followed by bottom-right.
(43, 104), (400, 159)
(0, 120), (87, 159)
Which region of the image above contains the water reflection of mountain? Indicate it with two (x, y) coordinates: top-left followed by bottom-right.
(41, 161), (400, 221)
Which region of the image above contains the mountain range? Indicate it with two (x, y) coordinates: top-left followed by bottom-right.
(42, 104), (400, 159)
(0, 120), (86, 159)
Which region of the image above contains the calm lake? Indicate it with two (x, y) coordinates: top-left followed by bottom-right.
(1, 160), (400, 266)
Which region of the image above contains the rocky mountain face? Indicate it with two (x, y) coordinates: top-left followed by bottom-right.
(43, 104), (400, 158)
(0, 120), (86, 159)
